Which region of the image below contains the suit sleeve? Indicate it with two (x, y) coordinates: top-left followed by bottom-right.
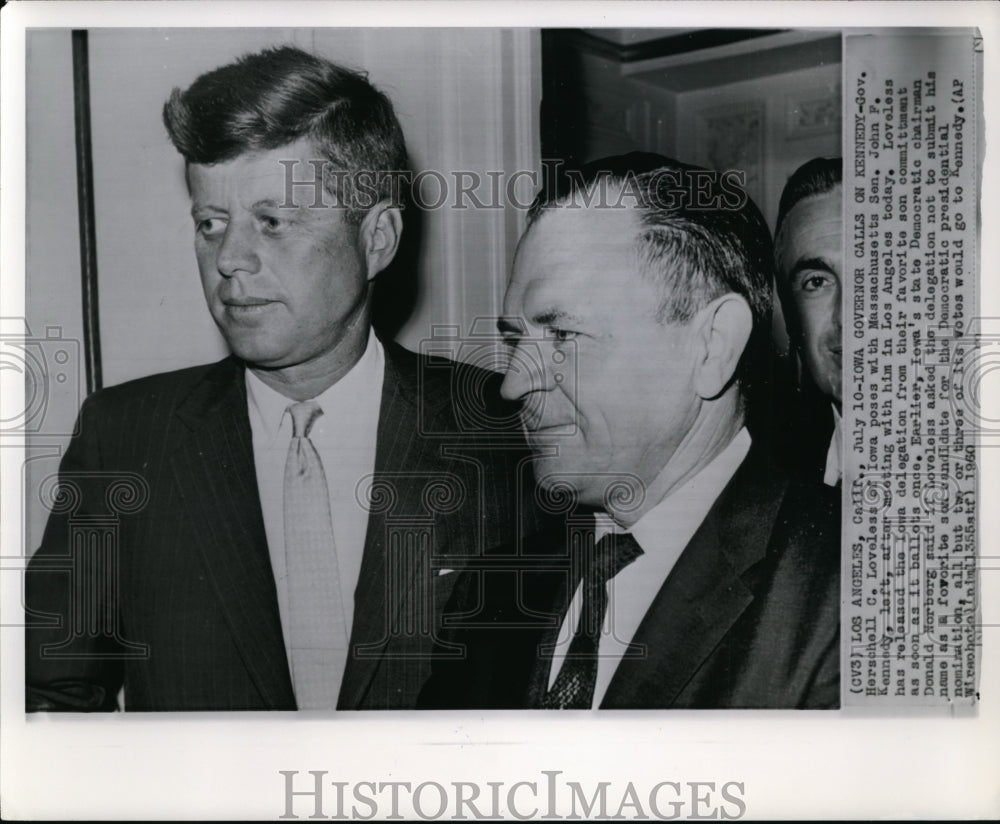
(796, 484), (842, 710)
(25, 393), (125, 711)
(417, 567), (480, 709)
(802, 626), (841, 709)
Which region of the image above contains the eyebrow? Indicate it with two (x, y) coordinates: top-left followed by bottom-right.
(496, 310), (583, 335)
(251, 198), (292, 210)
(190, 204), (224, 217)
(787, 256), (837, 283)
(189, 198), (296, 217)
(533, 309), (583, 327)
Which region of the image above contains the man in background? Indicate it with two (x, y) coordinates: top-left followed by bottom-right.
(26, 46), (535, 711)
(773, 157), (843, 486)
(421, 154), (840, 710)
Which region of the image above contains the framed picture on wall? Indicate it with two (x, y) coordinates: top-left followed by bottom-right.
(692, 100), (765, 210)
(785, 91), (841, 139)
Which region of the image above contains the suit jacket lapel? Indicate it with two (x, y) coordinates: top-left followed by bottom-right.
(518, 516), (598, 707)
(338, 342), (452, 708)
(170, 358), (295, 710)
(601, 446), (787, 709)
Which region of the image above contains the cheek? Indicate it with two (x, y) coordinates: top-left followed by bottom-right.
(581, 397), (632, 446)
(193, 238), (213, 268)
(317, 222), (365, 268)
(301, 244), (365, 298)
(195, 251), (220, 291)
(194, 239), (225, 280)
(798, 300), (832, 345)
(577, 362), (646, 432)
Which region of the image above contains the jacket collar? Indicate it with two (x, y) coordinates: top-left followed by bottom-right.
(598, 444), (787, 708)
(168, 345), (476, 710)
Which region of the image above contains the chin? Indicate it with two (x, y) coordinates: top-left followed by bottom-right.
(531, 456), (610, 509)
(532, 468), (588, 512)
(532, 456), (584, 491)
(822, 371), (841, 405)
(225, 339), (289, 368)
(531, 455), (567, 484)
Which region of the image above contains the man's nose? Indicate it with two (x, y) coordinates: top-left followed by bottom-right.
(216, 221), (261, 278)
(500, 341), (549, 402)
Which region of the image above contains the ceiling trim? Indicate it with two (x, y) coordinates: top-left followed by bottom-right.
(565, 28), (788, 63)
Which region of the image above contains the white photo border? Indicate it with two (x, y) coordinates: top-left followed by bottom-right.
(2, 2), (998, 819)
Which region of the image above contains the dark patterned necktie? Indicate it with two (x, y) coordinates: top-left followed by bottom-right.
(540, 532), (644, 709)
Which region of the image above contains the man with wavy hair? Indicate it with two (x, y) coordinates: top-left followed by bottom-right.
(26, 46), (536, 711)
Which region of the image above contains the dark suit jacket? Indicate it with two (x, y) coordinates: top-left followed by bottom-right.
(25, 341), (540, 711)
(763, 362), (837, 485)
(420, 445), (841, 709)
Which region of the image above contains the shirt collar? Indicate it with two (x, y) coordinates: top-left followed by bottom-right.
(824, 404), (842, 486)
(245, 330), (382, 447)
(596, 427), (752, 552)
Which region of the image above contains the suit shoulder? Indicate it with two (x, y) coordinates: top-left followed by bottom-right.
(769, 479), (841, 579)
(77, 358), (239, 436)
(400, 344), (503, 395)
(86, 358), (234, 410)
(777, 479), (840, 537)
(387, 341), (521, 434)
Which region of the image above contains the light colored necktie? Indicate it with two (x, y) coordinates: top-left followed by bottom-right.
(283, 401), (348, 709)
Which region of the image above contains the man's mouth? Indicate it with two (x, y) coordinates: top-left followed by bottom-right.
(222, 297), (279, 316)
(523, 422), (577, 436)
(225, 297), (275, 306)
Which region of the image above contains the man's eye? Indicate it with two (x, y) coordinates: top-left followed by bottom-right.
(799, 274), (831, 293)
(196, 217), (226, 236)
(259, 214), (286, 232)
(550, 328), (578, 343)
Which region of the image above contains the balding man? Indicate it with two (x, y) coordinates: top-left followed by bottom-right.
(422, 154), (840, 710)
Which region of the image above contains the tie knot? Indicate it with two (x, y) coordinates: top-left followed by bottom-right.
(586, 532), (643, 584)
(288, 401), (323, 439)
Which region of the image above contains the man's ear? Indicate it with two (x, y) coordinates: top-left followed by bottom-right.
(359, 202), (403, 280)
(691, 293), (753, 400)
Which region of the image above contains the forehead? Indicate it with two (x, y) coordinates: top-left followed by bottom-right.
(510, 205), (645, 311)
(777, 187), (843, 268)
(187, 137), (319, 203)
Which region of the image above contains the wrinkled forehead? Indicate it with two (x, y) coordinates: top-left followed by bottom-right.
(505, 204), (646, 317)
(515, 204), (641, 276)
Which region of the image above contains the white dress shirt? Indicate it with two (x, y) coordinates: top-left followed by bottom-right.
(824, 405), (842, 487)
(246, 332), (384, 676)
(547, 428), (752, 708)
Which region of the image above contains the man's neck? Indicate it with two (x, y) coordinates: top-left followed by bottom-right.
(611, 400), (745, 528)
(249, 325), (372, 402)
